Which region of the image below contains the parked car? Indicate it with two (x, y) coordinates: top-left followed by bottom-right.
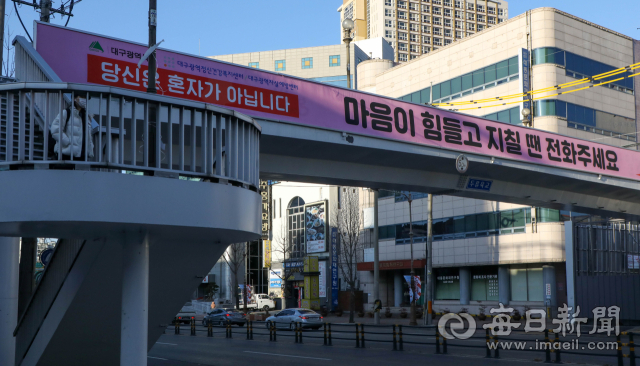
(265, 308), (323, 330)
(175, 302), (196, 324)
(202, 309), (247, 327)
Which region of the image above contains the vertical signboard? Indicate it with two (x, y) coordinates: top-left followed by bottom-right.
(260, 180), (271, 239)
(330, 228), (339, 310)
(518, 48), (531, 120)
(263, 240), (271, 268)
(319, 261), (326, 298)
(305, 201), (327, 253)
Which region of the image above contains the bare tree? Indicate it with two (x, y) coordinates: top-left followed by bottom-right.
(268, 219), (304, 307)
(3, 9), (16, 78)
(333, 187), (363, 323)
(221, 242), (246, 310)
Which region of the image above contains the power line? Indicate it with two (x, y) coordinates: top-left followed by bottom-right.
(13, 1), (31, 42)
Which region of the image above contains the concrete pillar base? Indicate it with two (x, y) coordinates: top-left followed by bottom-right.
(0, 237), (20, 366)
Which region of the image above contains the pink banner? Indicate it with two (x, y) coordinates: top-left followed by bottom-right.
(34, 22), (640, 181)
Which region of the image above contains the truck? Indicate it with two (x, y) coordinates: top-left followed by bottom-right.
(237, 293), (275, 311)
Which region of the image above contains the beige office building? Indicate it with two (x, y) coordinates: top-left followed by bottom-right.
(355, 7), (639, 314)
(338, 0), (509, 62)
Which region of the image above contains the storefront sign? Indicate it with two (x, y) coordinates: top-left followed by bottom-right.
(331, 228), (339, 309)
(319, 261), (326, 297)
(305, 201), (327, 253)
(269, 270), (282, 288)
(519, 48), (531, 118)
(357, 259), (426, 271)
(34, 22), (640, 182)
(466, 178), (493, 191)
(260, 180), (271, 239)
(263, 240), (272, 268)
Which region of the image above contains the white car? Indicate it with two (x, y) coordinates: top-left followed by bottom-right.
(265, 308), (324, 330)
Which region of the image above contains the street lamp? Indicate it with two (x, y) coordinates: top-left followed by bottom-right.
(342, 18), (354, 89)
(521, 107), (532, 126)
(399, 192), (417, 326)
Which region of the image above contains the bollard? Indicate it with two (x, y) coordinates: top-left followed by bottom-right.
(485, 329), (491, 358)
(250, 320), (253, 340)
(247, 320), (250, 340)
(435, 327), (441, 354)
(399, 325), (404, 351)
(299, 322), (303, 344)
(355, 323), (360, 348)
(361, 324), (365, 349)
(617, 334), (623, 366)
(494, 334), (500, 359)
(295, 322), (299, 343)
(442, 332), (448, 354)
(207, 321), (213, 337)
(328, 323), (332, 346)
(175, 319), (180, 335)
(630, 332), (636, 366)
(190, 318), (196, 336)
(269, 321), (273, 342)
(225, 323), (229, 338)
(544, 329), (551, 363)
(393, 324), (398, 351)
(273, 322), (277, 342)
(554, 332), (560, 364)
(323, 323), (328, 346)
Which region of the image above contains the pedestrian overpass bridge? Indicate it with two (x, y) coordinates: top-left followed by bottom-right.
(1, 22), (639, 366)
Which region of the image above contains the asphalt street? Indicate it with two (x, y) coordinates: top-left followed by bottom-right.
(150, 322), (633, 366)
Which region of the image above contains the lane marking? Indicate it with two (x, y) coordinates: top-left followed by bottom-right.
(155, 342), (177, 346)
(243, 351), (331, 360)
(148, 356), (168, 360)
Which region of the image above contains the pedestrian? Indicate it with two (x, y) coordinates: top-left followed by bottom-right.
(50, 95), (94, 160)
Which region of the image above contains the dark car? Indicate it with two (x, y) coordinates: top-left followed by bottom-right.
(202, 309), (247, 327)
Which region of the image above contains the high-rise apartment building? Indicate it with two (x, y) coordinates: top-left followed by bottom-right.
(338, 0), (509, 62)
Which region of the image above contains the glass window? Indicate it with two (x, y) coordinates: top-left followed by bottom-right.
(476, 212), (498, 231)
(275, 60), (286, 71)
(301, 57), (313, 69)
(461, 73), (472, 91)
(471, 268), (499, 301)
(510, 268), (527, 301)
(510, 107), (520, 124)
(508, 56), (519, 75)
(532, 47), (563, 66)
(484, 64), (496, 83)
(496, 60), (508, 79)
(411, 91), (421, 104)
(248, 62), (259, 69)
(465, 214), (477, 232)
(513, 209), (525, 227)
(420, 88), (431, 103)
(527, 267), (543, 301)
(451, 77), (462, 94)
(497, 110), (510, 123)
(287, 197), (305, 257)
(537, 208), (560, 222)
(432, 84), (441, 100)
(435, 269), (460, 300)
(440, 80), (451, 98)
(472, 69), (484, 87)
(329, 55), (341, 67)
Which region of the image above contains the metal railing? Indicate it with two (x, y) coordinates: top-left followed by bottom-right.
(0, 82), (261, 189)
(14, 239), (85, 365)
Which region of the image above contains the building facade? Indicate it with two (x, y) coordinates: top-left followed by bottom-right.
(210, 38), (394, 89)
(355, 7), (639, 315)
(338, 0), (509, 62)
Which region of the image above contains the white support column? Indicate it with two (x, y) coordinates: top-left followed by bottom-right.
(0, 237), (19, 366)
(120, 233), (149, 366)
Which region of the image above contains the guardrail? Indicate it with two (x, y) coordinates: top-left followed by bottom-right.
(0, 82), (261, 190)
(168, 319), (638, 365)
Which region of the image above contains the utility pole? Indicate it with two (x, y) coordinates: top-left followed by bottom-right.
(0, 0), (6, 74)
(147, 0), (157, 94)
(372, 189), (380, 325)
(40, 0), (50, 22)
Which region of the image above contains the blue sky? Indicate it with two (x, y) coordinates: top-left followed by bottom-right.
(2, 0), (639, 69)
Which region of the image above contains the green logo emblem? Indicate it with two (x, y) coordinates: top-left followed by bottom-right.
(89, 41), (104, 53)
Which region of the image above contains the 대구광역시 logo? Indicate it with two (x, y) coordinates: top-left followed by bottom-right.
(89, 41), (104, 53)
